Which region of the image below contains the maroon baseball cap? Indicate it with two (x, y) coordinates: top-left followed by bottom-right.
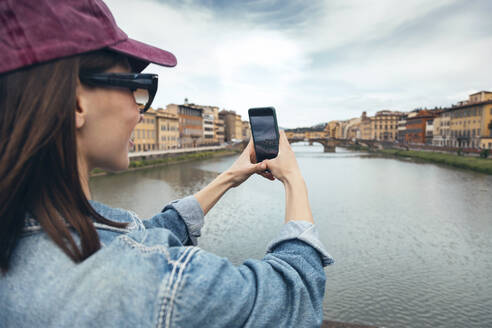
(0, 0), (177, 74)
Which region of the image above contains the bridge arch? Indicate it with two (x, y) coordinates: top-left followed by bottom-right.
(287, 138), (339, 152)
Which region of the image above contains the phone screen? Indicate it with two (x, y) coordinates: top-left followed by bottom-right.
(250, 112), (279, 162)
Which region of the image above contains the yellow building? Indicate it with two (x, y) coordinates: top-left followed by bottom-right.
(359, 112), (373, 140)
(155, 108), (179, 150)
(285, 131), (305, 139)
(285, 131), (294, 139)
(234, 114), (243, 141)
(219, 110), (243, 142)
(305, 131), (326, 139)
(448, 91), (492, 149)
(372, 110), (402, 142)
(470, 91), (492, 103)
(337, 121), (350, 139)
(134, 109), (157, 152)
(482, 137), (492, 149)
(324, 121), (340, 138)
(344, 118), (361, 140)
(213, 109), (225, 144)
(241, 121), (251, 140)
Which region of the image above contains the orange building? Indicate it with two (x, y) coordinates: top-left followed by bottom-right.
(404, 110), (437, 144)
(166, 104), (203, 148)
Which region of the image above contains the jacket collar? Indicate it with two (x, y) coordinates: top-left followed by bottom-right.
(21, 200), (144, 234)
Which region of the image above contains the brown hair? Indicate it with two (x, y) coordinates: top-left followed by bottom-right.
(0, 50), (132, 274)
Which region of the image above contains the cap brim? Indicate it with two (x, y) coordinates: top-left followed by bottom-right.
(108, 38), (177, 72)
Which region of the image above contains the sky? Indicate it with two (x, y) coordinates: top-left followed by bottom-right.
(105, 0), (492, 128)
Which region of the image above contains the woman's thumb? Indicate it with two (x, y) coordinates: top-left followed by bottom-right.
(254, 161), (267, 172)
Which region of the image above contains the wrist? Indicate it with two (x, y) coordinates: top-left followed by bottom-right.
(194, 170), (234, 215)
(282, 171), (305, 187)
(219, 170), (235, 190)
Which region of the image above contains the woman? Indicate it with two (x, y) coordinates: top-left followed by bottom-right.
(0, 0), (333, 327)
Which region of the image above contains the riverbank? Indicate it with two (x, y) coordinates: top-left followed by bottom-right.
(90, 148), (239, 177)
(375, 148), (492, 174)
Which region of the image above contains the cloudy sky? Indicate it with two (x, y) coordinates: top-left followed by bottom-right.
(105, 0), (492, 128)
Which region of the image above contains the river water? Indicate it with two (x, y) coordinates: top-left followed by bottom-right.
(90, 143), (492, 328)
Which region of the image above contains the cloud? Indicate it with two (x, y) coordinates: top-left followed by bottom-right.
(105, 0), (492, 128)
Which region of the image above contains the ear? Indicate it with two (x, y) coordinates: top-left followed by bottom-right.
(75, 83), (88, 129)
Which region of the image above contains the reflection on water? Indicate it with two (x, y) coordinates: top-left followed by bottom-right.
(90, 143), (492, 328)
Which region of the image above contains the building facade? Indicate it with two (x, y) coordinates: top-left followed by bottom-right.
(213, 108), (225, 145)
(186, 104), (225, 145)
(360, 112), (373, 140)
(166, 104), (203, 148)
(324, 121), (341, 138)
(155, 108), (179, 150)
(242, 121), (251, 140)
(201, 106), (216, 145)
(372, 110), (402, 142)
(397, 114), (408, 143)
(432, 111), (451, 147)
(219, 110), (244, 142)
(305, 131), (326, 139)
(344, 118), (361, 140)
(234, 114), (243, 141)
(446, 92), (492, 149)
(285, 131), (305, 139)
(134, 110), (157, 152)
(425, 119), (434, 144)
(202, 111), (215, 144)
(404, 110), (436, 144)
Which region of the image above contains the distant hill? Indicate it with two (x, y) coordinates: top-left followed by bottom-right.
(285, 122), (327, 133)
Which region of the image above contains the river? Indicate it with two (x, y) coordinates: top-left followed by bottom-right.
(90, 143), (492, 328)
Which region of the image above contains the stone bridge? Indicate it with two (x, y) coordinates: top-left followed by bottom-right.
(240, 138), (390, 153)
(287, 137), (389, 152)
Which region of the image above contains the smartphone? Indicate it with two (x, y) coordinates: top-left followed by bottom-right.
(248, 107), (280, 163)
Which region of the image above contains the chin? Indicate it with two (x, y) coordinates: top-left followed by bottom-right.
(117, 157), (130, 171)
(105, 158), (130, 173)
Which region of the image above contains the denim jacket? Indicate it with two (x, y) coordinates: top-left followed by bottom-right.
(1, 196), (334, 327)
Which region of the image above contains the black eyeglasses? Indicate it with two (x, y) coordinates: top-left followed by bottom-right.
(79, 73), (158, 113)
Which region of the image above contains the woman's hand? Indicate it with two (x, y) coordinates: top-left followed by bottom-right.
(225, 138), (273, 188)
(263, 130), (302, 184)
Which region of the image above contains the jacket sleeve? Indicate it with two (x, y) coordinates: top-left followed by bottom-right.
(143, 195), (204, 246)
(167, 222), (334, 328)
